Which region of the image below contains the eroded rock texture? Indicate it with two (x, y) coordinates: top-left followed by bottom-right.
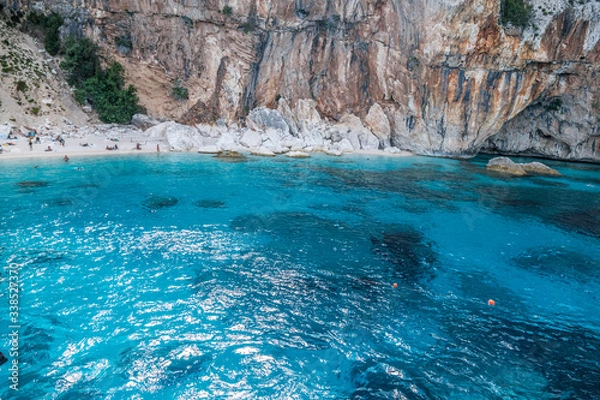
(2, 0), (600, 160)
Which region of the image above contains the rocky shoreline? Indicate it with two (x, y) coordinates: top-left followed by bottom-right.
(142, 99), (409, 156)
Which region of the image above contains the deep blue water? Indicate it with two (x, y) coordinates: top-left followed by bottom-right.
(0, 153), (599, 399)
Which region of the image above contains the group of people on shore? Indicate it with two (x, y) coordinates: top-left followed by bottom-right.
(29, 134), (65, 152)
(2, 129), (163, 157)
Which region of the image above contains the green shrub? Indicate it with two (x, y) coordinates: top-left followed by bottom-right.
(75, 62), (141, 123)
(16, 80), (27, 92)
(239, 21), (256, 33)
(26, 12), (63, 55)
(545, 98), (563, 112)
(222, 6), (233, 16)
(181, 16), (193, 27)
(115, 35), (132, 50)
(61, 36), (140, 123)
(500, 0), (532, 28)
(172, 84), (189, 100)
(43, 12), (63, 55)
(60, 36), (101, 86)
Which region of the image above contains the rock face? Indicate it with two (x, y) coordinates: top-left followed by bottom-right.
(2, 0), (600, 162)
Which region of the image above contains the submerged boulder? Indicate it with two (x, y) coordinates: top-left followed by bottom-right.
(195, 199), (226, 209)
(142, 196), (179, 210)
(371, 227), (437, 283)
(486, 157), (527, 176)
(214, 150), (246, 160)
(17, 181), (50, 188)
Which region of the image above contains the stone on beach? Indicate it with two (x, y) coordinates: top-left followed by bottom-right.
(240, 129), (263, 149)
(198, 145), (221, 154)
(145, 121), (203, 151)
(251, 148), (276, 156)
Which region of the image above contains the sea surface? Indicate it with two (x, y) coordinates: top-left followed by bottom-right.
(0, 153), (599, 399)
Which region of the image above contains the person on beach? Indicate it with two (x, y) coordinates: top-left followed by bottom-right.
(157, 144), (160, 152)
(35, 137), (41, 144)
(64, 155), (69, 162)
(45, 146), (52, 152)
(136, 143), (142, 150)
(29, 139), (33, 151)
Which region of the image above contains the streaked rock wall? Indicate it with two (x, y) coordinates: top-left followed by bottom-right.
(2, 0), (600, 161)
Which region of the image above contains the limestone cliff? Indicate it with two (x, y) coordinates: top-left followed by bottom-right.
(2, 0), (600, 161)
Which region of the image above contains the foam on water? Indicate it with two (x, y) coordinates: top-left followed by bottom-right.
(0, 154), (599, 399)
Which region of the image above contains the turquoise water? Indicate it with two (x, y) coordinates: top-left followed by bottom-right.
(0, 153), (599, 399)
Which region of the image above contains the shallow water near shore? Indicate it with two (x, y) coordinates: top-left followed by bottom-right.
(0, 153), (599, 399)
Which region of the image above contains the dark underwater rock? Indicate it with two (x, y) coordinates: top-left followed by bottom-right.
(142, 196), (179, 210)
(512, 247), (600, 282)
(230, 214), (268, 232)
(9, 250), (68, 267)
(371, 228), (437, 283)
(443, 312), (600, 399)
(17, 180), (49, 188)
(194, 199), (226, 209)
(552, 208), (600, 238)
(49, 198), (76, 207)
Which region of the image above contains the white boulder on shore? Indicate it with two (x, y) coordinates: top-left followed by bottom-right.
(286, 151), (311, 158)
(135, 101), (413, 156)
(251, 147), (277, 156)
(145, 121), (204, 152)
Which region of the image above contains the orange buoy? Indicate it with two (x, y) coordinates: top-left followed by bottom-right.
(393, 283), (398, 289)
(488, 299), (496, 306)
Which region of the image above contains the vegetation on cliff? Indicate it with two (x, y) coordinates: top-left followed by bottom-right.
(25, 11), (63, 55)
(500, 0), (532, 28)
(61, 36), (140, 123)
